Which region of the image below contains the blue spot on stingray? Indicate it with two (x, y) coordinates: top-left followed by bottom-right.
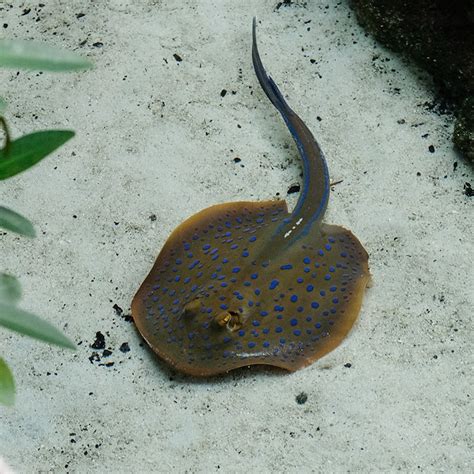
(260, 311), (268, 317)
(315, 322), (322, 329)
(269, 279), (279, 290)
(330, 286), (337, 292)
(303, 257), (310, 264)
(255, 288), (261, 296)
(306, 284), (314, 292)
(222, 258), (229, 264)
(175, 259), (182, 265)
(231, 244), (238, 250)
(306, 316), (312, 322)
(202, 244), (211, 251)
(293, 329), (301, 336)
(248, 341), (256, 348)
(297, 306), (304, 313)
(329, 266), (335, 272)
(262, 261), (269, 268)
(251, 273), (258, 280)
(276, 326), (283, 333)
(220, 304), (228, 310)
(242, 250), (249, 257)
(304, 267), (311, 273)
(244, 281), (251, 287)
(232, 267), (241, 273)
(324, 274), (331, 281)
(290, 318), (298, 326)
(320, 290), (326, 296)
(263, 328), (270, 334)
(238, 330), (245, 337)
(290, 295), (298, 303)
(311, 301), (320, 309)
(274, 305), (284, 311)
(280, 338), (286, 344)
(280, 264), (293, 270)
(220, 282), (228, 288)
(341, 252), (348, 257)
(223, 336), (231, 343)
(174, 276), (180, 282)
(333, 297), (339, 304)
(249, 236), (257, 242)
(252, 320), (260, 327)
(325, 244), (332, 251)
(263, 341), (270, 348)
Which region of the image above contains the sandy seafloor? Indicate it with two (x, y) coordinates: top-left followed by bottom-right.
(0, 0), (472, 472)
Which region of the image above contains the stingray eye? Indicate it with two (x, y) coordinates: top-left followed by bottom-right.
(213, 310), (242, 331)
(182, 297), (202, 318)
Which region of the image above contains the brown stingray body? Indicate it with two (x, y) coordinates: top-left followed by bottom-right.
(131, 20), (370, 376)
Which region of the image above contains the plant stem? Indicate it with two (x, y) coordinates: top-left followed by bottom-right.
(0, 116), (11, 152)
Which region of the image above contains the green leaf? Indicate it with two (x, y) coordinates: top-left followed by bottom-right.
(0, 97), (6, 113)
(0, 130), (74, 180)
(0, 302), (76, 349)
(0, 274), (22, 305)
(0, 39), (92, 71)
(0, 206), (35, 237)
(0, 358), (15, 406)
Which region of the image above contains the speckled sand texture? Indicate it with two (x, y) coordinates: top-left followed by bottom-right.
(0, 1), (472, 472)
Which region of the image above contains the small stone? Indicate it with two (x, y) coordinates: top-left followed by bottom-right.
(119, 342), (130, 353)
(295, 392), (308, 404)
(90, 331), (105, 349)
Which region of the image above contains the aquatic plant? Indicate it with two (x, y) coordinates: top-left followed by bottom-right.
(0, 39), (91, 405)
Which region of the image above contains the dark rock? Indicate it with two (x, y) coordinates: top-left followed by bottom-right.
(295, 392), (308, 404)
(119, 342), (130, 353)
(90, 331), (105, 350)
(350, 0), (474, 162)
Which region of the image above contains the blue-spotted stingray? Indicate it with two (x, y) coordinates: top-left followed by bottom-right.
(132, 19), (370, 376)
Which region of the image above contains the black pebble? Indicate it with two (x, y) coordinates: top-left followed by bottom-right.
(233, 157), (241, 163)
(220, 89), (227, 97)
(102, 349), (112, 357)
(287, 184), (301, 194)
(296, 392), (308, 404)
(344, 362), (352, 368)
(90, 331), (105, 350)
(113, 304), (123, 315)
(119, 342), (130, 353)
(428, 145), (435, 153)
(464, 182), (473, 197)
(173, 53), (182, 62)
(92, 42), (103, 48)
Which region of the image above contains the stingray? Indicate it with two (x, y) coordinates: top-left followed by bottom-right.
(131, 19), (370, 376)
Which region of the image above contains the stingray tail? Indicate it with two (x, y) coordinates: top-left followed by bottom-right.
(252, 18), (330, 241)
(252, 18), (293, 117)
